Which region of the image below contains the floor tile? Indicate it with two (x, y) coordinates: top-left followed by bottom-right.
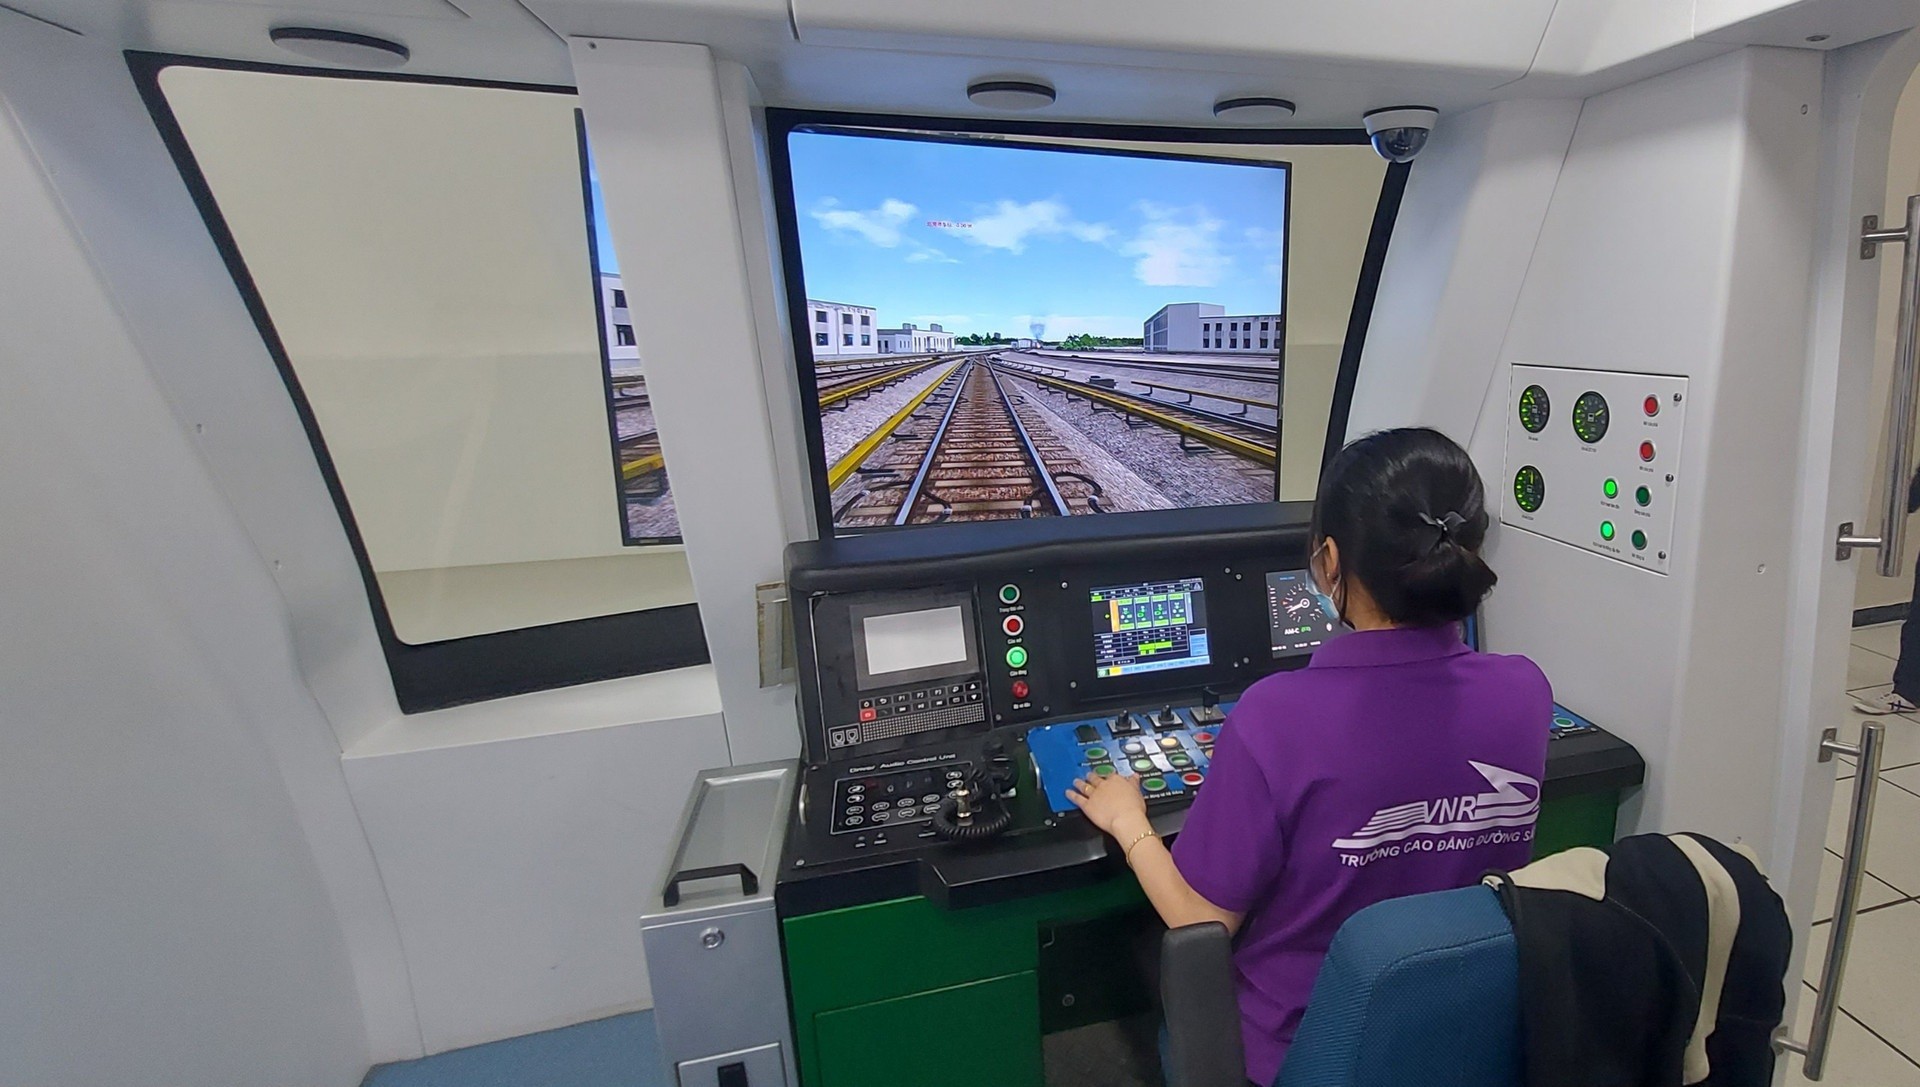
(1827, 779), (1920, 894)
(1883, 764), (1920, 793)
(1854, 624), (1905, 661)
(1850, 646), (1897, 692)
(1831, 704), (1920, 776)
(1812, 849), (1907, 923)
(1807, 902), (1920, 1060)
(1782, 984), (1920, 1087)
(363, 1010), (666, 1087)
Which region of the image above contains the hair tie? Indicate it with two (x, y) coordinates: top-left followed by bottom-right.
(1419, 510), (1467, 547)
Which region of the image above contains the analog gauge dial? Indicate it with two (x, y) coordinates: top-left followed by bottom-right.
(1571, 391), (1611, 444)
(1513, 465), (1545, 513)
(1517, 384), (1551, 434)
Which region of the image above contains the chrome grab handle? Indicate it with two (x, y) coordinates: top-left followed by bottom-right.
(1779, 721), (1885, 1079)
(1848, 195), (1920, 575)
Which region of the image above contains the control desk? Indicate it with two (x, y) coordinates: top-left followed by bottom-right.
(777, 505), (1643, 915)
(773, 506), (1643, 1087)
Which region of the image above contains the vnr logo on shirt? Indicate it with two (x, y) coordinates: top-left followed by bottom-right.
(1332, 762), (1542, 852)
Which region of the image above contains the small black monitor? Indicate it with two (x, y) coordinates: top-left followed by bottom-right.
(1089, 577), (1212, 680)
(1265, 569), (1340, 659)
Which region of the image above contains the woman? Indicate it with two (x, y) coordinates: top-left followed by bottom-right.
(1070, 427), (1551, 1087)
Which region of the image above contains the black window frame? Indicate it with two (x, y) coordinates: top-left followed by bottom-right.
(128, 52), (711, 713)
(612, 289), (627, 308)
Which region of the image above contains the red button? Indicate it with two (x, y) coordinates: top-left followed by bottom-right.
(1181, 772), (1205, 786)
(1194, 731), (1215, 744)
(1002, 615), (1024, 636)
(859, 707), (877, 722)
(1011, 680), (1030, 699)
(1639, 440), (1656, 462)
(1644, 395), (1660, 417)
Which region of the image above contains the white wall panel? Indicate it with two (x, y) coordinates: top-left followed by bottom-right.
(0, 23), (371, 1084)
(574, 39), (804, 764)
(343, 713), (730, 1053)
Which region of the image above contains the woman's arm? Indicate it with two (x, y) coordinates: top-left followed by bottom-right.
(1069, 773), (1245, 934)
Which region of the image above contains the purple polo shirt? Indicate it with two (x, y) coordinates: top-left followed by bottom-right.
(1171, 625), (1550, 1085)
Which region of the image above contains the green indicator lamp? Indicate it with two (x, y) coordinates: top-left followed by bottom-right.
(1636, 486), (1652, 507)
(1600, 521), (1616, 542)
(999, 584), (1021, 604)
(1006, 645), (1028, 669)
(1603, 478), (1619, 500)
(1632, 529), (1648, 550)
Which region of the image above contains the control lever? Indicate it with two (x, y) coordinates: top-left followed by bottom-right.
(1110, 712), (1142, 736)
(1153, 705), (1184, 731)
(1191, 687), (1226, 726)
(930, 763), (1013, 843)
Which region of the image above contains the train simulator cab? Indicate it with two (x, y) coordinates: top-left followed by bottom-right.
(7, 2), (1920, 1087)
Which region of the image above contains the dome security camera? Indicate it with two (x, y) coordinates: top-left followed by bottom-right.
(1362, 106), (1438, 164)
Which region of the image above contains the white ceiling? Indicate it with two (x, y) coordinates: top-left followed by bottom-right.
(4, 0), (1915, 127)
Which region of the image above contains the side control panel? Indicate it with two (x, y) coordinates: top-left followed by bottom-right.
(1501, 364), (1688, 574)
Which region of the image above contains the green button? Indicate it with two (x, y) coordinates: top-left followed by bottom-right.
(1636, 486), (1652, 507)
(1094, 764), (1115, 777)
(1132, 758), (1155, 773)
(1006, 645), (1028, 668)
(1603, 478), (1619, 500)
(999, 584), (1021, 605)
(1600, 521), (1616, 542)
(1632, 529), (1648, 551)
(1142, 777), (1167, 792)
(1169, 754), (1194, 769)
(1085, 747), (1107, 760)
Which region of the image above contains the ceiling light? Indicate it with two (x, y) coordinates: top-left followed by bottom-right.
(1213, 96), (1297, 123)
(269, 27), (410, 69)
(967, 79), (1056, 112)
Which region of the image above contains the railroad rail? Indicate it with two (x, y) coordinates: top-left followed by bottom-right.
(995, 363), (1277, 468)
(1025, 350), (1282, 385)
(1129, 378), (1276, 415)
(619, 429), (666, 494)
(830, 360), (1102, 526)
(816, 358), (945, 410)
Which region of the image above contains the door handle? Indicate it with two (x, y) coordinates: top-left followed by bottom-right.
(1848, 196), (1920, 575)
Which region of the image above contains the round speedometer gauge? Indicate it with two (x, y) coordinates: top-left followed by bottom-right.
(1571, 391), (1611, 445)
(1517, 385), (1550, 434)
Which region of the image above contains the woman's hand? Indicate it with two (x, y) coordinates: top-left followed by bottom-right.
(1067, 771), (1150, 839)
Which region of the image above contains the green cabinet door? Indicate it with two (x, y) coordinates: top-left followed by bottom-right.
(813, 972), (1044, 1087)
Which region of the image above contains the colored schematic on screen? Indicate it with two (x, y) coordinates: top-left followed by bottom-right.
(1090, 578), (1211, 679)
(1266, 569), (1342, 659)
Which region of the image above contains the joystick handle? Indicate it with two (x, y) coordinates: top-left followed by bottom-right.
(1201, 686), (1221, 710)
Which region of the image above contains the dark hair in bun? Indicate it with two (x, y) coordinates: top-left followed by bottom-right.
(1309, 427), (1497, 627)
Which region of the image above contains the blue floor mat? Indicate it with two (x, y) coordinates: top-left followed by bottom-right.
(363, 1011), (667, 1087)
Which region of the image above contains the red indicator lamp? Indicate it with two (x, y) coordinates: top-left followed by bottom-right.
(1010, 680), (1030, 700)
(1639, 440), (1656, 462)
(1002, 615), (1024, 636)
(1643, 395), (1660, 417)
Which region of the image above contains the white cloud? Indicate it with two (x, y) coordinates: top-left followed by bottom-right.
(812, 197), (918, 248)
(1124, 202), (1230, 287)
(943, 199), (1114, 254)
(905, 247), (959, 264)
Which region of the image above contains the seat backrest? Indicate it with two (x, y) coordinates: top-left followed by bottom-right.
(1275, 885), (1521, 1087)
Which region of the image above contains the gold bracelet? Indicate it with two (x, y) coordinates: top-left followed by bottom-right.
(1122, 828), (1160, 866)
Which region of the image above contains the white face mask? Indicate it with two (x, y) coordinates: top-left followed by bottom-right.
(1309, 541), (1349, 630)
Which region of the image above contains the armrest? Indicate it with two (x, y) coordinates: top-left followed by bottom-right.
(1160, 921), (1245, 1087)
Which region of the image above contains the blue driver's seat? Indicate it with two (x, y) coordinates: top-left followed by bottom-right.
(1161, 885), (1522, 1087)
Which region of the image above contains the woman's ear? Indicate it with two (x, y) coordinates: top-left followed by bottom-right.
(1319, 537), (1342, 585)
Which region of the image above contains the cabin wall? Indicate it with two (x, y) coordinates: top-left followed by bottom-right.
(0, 13), (737, 1061)
(0, 35), (372, 1087)
(1357, 45), (1825, 865)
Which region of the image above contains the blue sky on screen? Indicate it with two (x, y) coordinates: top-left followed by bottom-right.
(787, 132), (1286, 340)
(589, 158), (620, 276)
